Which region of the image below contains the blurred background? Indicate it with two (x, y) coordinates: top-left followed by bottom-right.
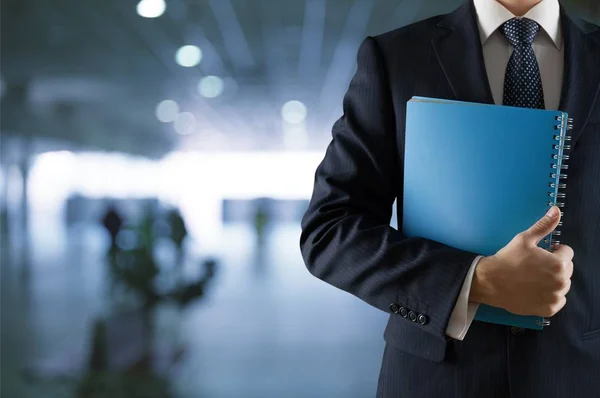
(1, 1), (599, 397)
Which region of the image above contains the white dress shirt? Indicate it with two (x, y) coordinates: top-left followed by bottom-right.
(446, 0), (564, 340)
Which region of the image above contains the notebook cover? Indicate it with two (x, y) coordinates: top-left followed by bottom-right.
(403, 96), (567, 330)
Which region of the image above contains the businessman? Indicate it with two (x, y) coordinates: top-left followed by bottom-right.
(300, 0), (600, 396)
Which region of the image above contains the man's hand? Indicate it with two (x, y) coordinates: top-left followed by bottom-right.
(470, 206), (574, 317)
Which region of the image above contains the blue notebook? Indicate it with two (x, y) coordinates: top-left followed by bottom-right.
(402, 96), (572, 330)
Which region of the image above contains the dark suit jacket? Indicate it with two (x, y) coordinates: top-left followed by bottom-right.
(300, 1), (600, 396)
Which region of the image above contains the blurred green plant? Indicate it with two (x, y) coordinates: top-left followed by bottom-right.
(75, 371), (172, 398)
(107, 208), (217, 310)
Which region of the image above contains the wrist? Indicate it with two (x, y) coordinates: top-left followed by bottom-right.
(469, 256), (496, 305)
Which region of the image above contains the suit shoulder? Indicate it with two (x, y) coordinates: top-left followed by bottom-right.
(370, 14), (446, 53)
(568, 14), (600, 38)
(576, 17), (599, 33)
(572, 17), (600, 49)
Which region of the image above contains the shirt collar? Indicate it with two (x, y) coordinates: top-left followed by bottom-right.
(473, 0), (562, 49)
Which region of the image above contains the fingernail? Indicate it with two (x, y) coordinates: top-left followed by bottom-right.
(546, 206), (558, 218)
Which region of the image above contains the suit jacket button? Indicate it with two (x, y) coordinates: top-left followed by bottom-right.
(389, 303), (400, 314)
(399, 307), (408, 317)
(417, 314), (428, 325)
(408, 311), (417, 322)
(511, 326), (525, 335)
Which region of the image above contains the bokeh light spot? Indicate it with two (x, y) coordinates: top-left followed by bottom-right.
(136, 0), (166, 18)
(174, 112), (196, 135)
(175, 45), (202, 67)
(155, 99), (180, 122)
(198, 76), (225, 98)
(281, 100), (308, 124)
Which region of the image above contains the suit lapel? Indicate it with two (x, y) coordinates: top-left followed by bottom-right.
(431, 1), (494, 104)
(558, 9), (600, 148)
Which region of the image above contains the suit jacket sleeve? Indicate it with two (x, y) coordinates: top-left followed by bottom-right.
(300, 36), (479, 340)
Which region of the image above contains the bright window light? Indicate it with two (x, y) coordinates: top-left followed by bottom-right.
(28, 150), (325, 251)
(283, 123), (309, 149)
(281, 100), (308, 124)
(175, 45), (202, 67)
(198, 76), (224, 98)
(136, 0), (166, 18)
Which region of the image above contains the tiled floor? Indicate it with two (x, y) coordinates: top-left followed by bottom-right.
(1, 222), (388, 398)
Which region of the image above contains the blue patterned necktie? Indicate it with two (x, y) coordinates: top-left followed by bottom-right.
(500, 18), (545, 109)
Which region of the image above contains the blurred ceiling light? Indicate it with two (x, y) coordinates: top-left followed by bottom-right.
(136, 0), (166, 18)
(175, 45), (202, 67)
(174, 112), (196, 135)
(155, 99), (180, 122)
(281, 100), (308, 124)
(198, 76), (224, 98)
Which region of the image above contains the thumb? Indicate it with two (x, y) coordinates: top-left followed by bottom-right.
(523, 206), (561, 245)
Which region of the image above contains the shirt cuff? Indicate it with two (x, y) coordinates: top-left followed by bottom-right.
(446, 255), (482, 341)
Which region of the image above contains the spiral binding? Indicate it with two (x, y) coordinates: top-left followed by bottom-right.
(537, 114), (573, 328)
(543, 114), (572, 248)
(537, 319), (552, 327)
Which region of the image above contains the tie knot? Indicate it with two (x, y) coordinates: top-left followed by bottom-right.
(501, 18), (540, 46)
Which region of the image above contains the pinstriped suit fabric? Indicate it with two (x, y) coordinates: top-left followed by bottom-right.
(300, 1), (600, 397)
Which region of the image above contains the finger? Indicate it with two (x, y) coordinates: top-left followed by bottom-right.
(552, 244), (574, 262)
(544, 296), (567, 317)
(522, 206), (561, 245)
(551, 296), (568, 317)
(558, 278), (572, 297)
(566, 261), (574, 279)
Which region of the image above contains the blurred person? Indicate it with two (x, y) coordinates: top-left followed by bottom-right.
(102, 204), (123, 251)
(167, 208), (188, 265)
(253, 200), (270, 245)
(139, 204), (157, 250)
(300, 0), (600, 397)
